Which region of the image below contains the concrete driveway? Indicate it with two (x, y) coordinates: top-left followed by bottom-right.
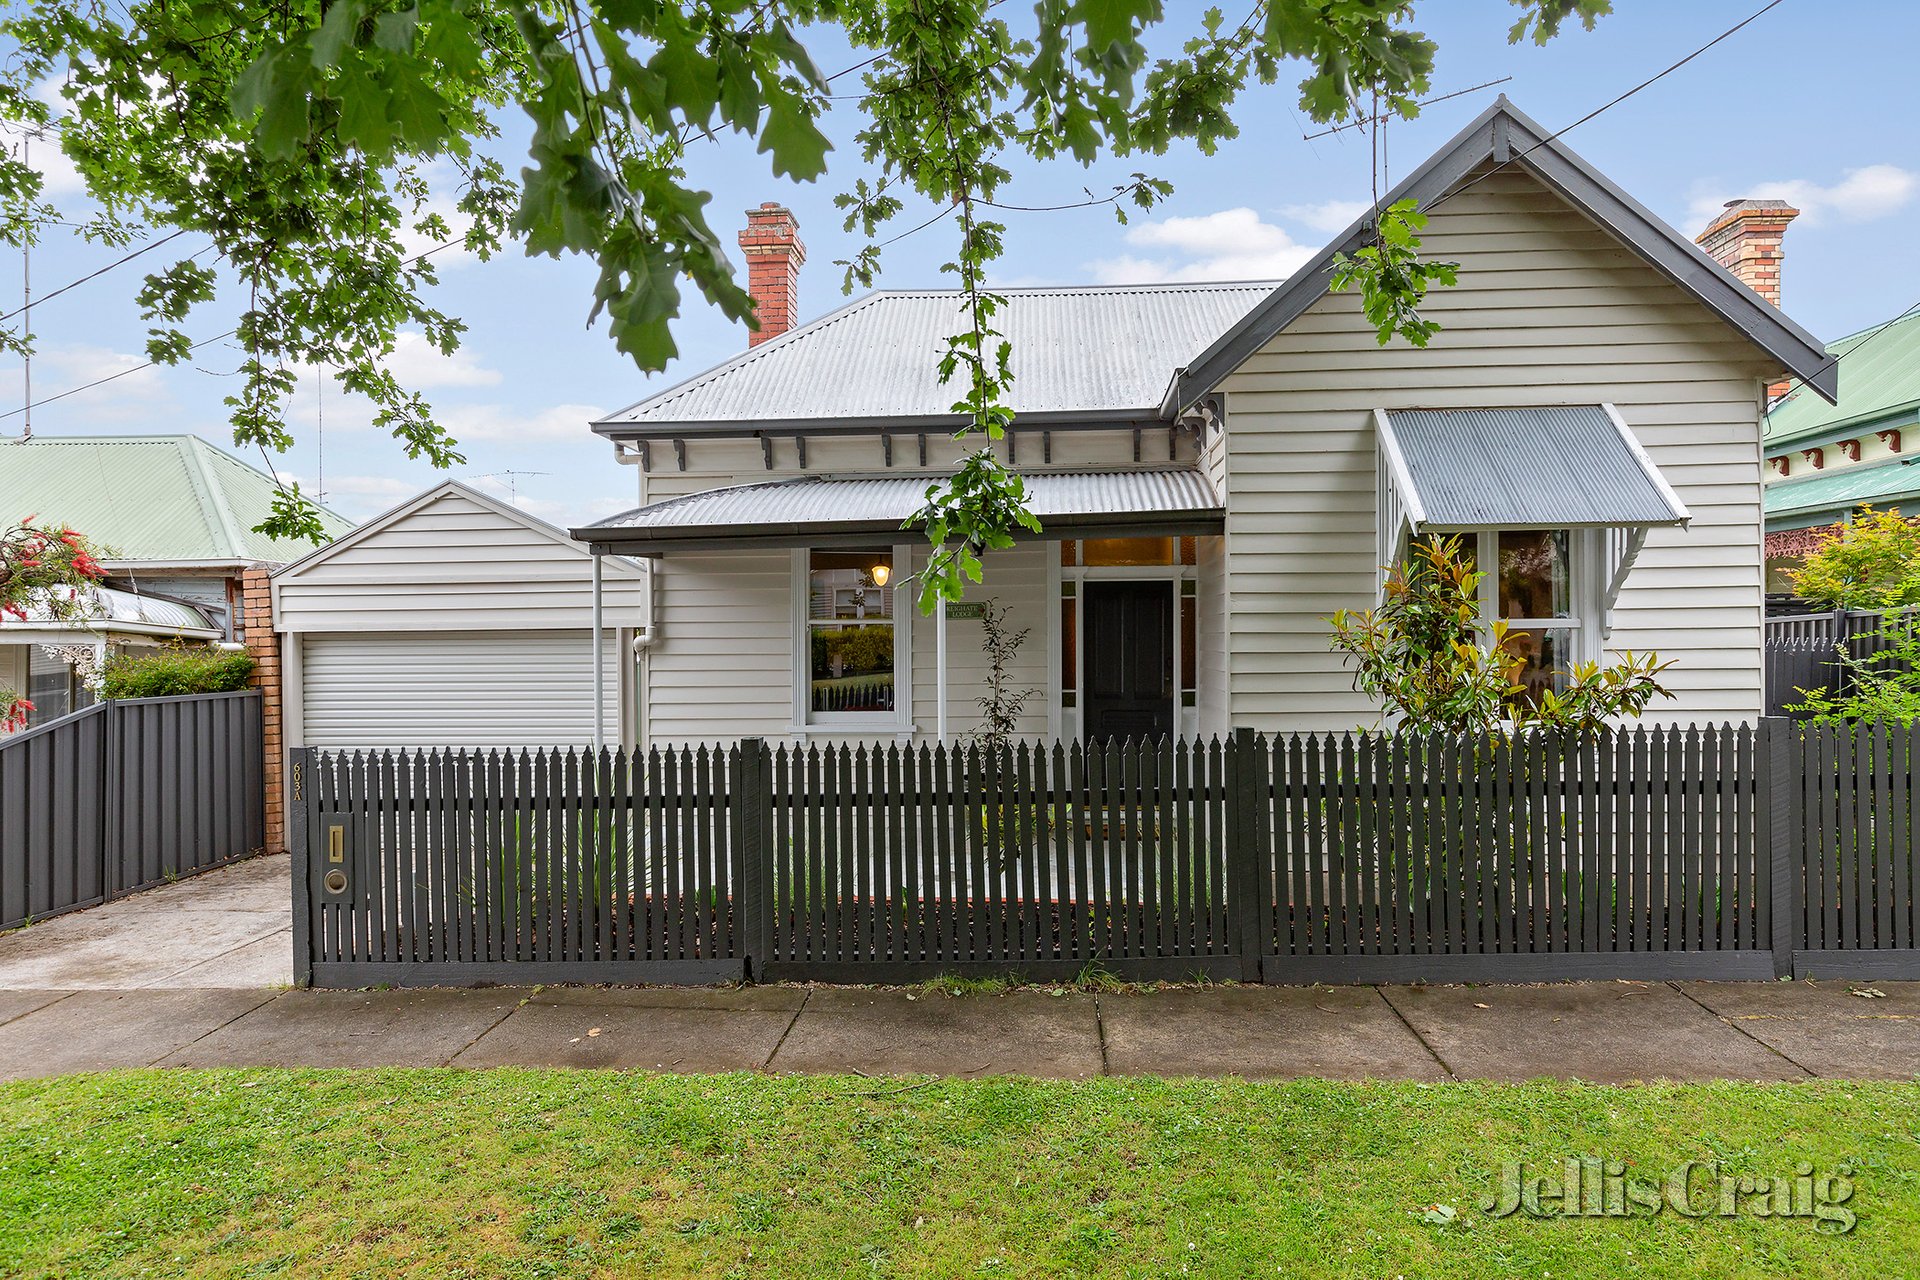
(0, 854), (292, 990)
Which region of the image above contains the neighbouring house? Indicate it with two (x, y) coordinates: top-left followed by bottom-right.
(270, 481), (645, 749)
(0, 433), (354, 727)
(566, 98), (1836, 745)
(1759, 310), (1920, 592)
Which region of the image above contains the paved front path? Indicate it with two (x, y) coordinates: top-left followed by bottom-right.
(1, 975), (1917, 1083)
(0, 857), (1915, 1083)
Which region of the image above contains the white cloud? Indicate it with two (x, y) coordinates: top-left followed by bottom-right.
(383, 330), (501, 389)
(1687, 164), (1919, 230)
(440, 401), (605, 444)
(0, 342), (173, 424)
(1279, 198), (1372, 234)
(0, 122), (85, 199)
(1086, 208), (1317, 284)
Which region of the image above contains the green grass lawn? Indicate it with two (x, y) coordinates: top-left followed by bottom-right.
(0, 1072), (1915, 1278)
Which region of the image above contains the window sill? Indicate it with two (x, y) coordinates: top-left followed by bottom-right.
(785, 723), (917, 740)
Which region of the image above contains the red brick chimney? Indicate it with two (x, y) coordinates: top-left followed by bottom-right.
(1696, 198), (1800, 400)
(738, 202), (805, 347)
(1696, 198), (1799, 308)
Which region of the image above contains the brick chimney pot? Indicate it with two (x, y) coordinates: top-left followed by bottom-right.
(738, 202), (805, 347)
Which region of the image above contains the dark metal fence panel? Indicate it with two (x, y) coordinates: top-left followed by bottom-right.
(1260, 725), (1775, 983)
(1767, 608), (1920, 716)
(0, 690), (264, 931)
(1793, 719), (1920, 979)
(758, 737), (1236, 983)
(299, 744), (746, 986)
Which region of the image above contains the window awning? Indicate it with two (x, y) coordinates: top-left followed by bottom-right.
(1375, 404), (1689, 533)
(574, 468), (1223, 553)
(0, 584), (220, 641)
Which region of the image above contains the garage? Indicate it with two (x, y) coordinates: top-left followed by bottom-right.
(272, 481), (646, 750)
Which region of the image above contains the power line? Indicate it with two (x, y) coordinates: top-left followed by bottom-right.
(1768, 296), (1920, 416)
(1301, 76), (1513, 141)
(0, 228), (194, 324)
(0, 234), (467, 423)
(1425, 0), (1787, 216)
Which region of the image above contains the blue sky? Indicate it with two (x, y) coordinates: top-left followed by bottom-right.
(3, 0), (1916, 530)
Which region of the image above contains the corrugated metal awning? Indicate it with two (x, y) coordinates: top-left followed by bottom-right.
(575, 468), (1222, 552)
(0, 584), (219, 638)
(1378, 405), (1689, 531)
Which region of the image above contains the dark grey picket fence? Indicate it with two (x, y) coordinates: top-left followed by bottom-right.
(0, 690), (265, 931)
(289, 720), (1920, 987)
(1765, 607), (1917, 717)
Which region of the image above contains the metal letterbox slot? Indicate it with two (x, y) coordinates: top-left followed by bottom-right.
(327, 825), (345, 864)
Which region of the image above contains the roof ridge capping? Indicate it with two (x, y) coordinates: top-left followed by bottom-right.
(1166, 95), (1839, 414)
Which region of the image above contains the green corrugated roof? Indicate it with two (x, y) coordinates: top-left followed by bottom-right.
(1765, 456), (1920, 528)
(0, 434), (354, 563)
(1764, 309), (1920, 450)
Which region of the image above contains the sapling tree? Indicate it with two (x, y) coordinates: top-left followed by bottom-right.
(970, 596), (1037, 753)
(1328, 534), (1672, 735)
(0, 517), (106, 730)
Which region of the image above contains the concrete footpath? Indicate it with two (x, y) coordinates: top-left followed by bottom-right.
(0, 857), (1916, 1084)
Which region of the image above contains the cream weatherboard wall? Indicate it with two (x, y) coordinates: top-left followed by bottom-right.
(272, 483), (645, 750)
(1215, 166), (1777, 731)
(632, 427), (1169, 747)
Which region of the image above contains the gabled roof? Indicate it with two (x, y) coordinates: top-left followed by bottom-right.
(593, 282), (1275, 439)
(1765, 309), (1920, 451)
(1168, 97), (1839, 413)
(274, 480), (644, 580)
(0, 434), (355, 565)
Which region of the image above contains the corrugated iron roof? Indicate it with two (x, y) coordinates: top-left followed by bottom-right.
(1381, 406), (1688, 529)
(0, 435), (354, 563)
(1765, 456), (1920, 528)
(597, 283), (1275, 430)
(1764, 309), (1920, 450)
(580, 468), (1221, 548)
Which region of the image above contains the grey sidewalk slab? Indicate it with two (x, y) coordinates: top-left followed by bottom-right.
(770, 988), (1102, 1079)
(453, 986), (802, 1071)
(0, 990), (71, 1029)
(1100, 985), (1445, 1080)
(1678, 980), (1920, 1080)
(1383, 982), (1807, 1083)
(0, 989), (275, 1080)
(161, 989), (524, 1069)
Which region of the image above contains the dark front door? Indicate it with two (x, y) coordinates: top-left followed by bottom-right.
(1082, 580), (1175, 744)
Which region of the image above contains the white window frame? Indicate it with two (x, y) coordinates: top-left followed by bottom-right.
(791, 545), (914, 733)
(1467, 527), (1605, 681)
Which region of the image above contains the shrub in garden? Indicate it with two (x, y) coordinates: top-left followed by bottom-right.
(101, 646), (255, 699)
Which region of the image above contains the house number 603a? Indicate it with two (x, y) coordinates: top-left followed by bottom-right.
(291, 763), (303, 802)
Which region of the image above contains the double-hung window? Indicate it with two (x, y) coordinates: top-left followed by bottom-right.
(798, 547), (907, 727)
(1461, 529), (1589, 707)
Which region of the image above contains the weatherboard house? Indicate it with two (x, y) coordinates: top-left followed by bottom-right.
(545, 100), (1834, 750)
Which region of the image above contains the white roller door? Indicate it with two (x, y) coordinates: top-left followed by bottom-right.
(301, 630), (622, 749)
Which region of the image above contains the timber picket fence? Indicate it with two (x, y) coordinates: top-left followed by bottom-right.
(0, 690), (265, 931)
(290, 720), (1920, 987)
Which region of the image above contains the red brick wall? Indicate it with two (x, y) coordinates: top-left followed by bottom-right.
(240, 566), (285, 853)
(738, 202), (805, 346)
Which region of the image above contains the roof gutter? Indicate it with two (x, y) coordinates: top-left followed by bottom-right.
(576, 507), (1225, 556)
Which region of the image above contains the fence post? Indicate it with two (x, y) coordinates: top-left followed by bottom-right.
(288, 746), (314, 988)
(1758, 718), (1798, 979)
(734, 737), (774, 979)
(1225, 726), (1268, 982)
